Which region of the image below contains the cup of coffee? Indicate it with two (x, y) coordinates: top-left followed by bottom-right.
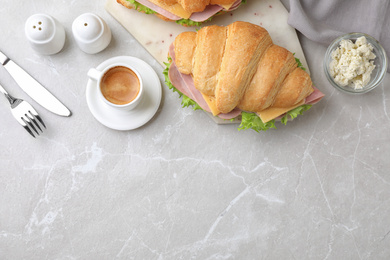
(88, 63), (143, 111)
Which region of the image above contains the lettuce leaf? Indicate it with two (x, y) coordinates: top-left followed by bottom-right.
(280, 104), (312, 125)
(126, 0), (156, 14)
(163, 60), (202, 111)
(176, 18), (211, 27)
(238, 104), (312, 132)
(293, 53), (306, 71)
(238, 112), (276, 132)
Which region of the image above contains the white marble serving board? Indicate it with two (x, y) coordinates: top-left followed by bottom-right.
(105, 0), (309, 124)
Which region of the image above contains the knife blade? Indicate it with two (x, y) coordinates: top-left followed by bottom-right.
(0, 50), (71, 117)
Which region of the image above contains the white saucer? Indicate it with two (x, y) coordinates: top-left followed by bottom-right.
(86, 56), (162, 130)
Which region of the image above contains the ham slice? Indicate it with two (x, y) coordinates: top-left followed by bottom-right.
(168, 61), (212, 113)
(305, 86), (325, 105)
(168, 43), (176, 63)
(226, 0), (242, 11)
(169, 43), (210, 112)
(218, 108), (242, 120)
(182, 73), (212, 113)
(189, 5), (223, 22)
(168, 61), (194, 99)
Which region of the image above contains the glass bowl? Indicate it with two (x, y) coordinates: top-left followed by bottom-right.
(323, 32), (387, 94)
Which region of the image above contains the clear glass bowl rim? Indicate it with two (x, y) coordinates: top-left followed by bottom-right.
(323, 32), (388, 94)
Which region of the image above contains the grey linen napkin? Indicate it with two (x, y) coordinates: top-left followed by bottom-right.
(284, 0), (390, 71)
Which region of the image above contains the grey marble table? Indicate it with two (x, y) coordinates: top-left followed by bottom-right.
(1, 1), (389, 259)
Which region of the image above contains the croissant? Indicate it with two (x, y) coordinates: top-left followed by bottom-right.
(167, 21), (324, 127)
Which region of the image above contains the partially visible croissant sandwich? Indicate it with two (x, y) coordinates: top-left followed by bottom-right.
(164, 21), (325, 132)
(116, 0), (245, 26)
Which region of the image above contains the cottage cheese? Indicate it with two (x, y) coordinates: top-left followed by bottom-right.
(329, 36), (376, 89)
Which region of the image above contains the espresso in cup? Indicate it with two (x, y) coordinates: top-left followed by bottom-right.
(100, 66), (140, 105)
(88, 63), (144, 111)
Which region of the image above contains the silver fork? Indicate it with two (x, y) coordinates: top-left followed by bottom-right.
(0, 83), (46, 137)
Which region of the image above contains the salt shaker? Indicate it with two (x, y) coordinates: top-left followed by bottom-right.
(25, 14), (66, 55)
(72, 13), (112, 54)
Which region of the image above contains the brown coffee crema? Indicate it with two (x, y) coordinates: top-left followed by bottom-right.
(100, 66), (140, 105)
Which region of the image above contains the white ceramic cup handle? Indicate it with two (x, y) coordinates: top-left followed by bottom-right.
(87, 68), (102, 81)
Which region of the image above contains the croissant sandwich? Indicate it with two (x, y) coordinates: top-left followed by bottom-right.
(116, 0), (245, 26)
(163, 21), (325, 132)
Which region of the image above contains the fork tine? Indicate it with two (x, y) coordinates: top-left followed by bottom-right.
(28, 107), (46, 128)
(35, 114), (46, 128)
(22, 116), (39, 135)
(29, 112), (43, 132)
(23, 123), (36, 138)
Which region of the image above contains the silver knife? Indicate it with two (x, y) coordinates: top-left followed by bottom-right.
(0, 50), (71, 117)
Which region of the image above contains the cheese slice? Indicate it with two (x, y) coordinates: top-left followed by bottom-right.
(256, 100), (305, 123)
(148, 0), (192, 19)
(201, 93), (220, 116)
(220, 3), (235, 10)
(202, 93), (305, 120)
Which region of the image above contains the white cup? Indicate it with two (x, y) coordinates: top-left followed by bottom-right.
(25, 14), (66, 55)
(72, 13), (111, 54)
(88, 63), (143, 111)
